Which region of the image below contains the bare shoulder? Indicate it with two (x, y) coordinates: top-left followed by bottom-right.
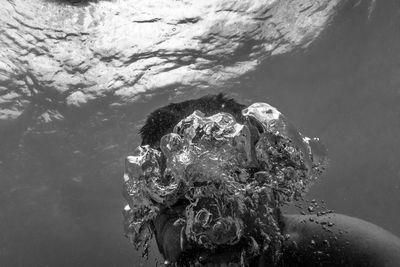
(278, 213), (400, 267)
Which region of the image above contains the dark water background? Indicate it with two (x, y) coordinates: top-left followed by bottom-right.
(1, 1), (400, 266)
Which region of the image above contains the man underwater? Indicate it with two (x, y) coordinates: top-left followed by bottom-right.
(125, 94), (400, 266)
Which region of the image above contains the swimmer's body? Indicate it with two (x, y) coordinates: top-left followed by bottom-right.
(140, 94), (400, 266)
(154, 210), (400, 266)
(279, 213), (400, 267)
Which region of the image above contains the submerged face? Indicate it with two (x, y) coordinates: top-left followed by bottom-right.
(122, 102), (327, 264)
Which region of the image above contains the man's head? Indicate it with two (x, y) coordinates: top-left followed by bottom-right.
(123, 94), (327, 265)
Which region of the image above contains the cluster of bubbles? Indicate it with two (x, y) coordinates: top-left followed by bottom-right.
(122, 102), (327, 264)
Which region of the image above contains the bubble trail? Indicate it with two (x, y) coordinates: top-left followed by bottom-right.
(122, 102), (328, 265)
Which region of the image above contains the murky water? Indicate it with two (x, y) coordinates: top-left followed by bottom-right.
(1, 1), (400, 267)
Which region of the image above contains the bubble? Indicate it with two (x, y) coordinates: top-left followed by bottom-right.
(122, 103), (328, 264)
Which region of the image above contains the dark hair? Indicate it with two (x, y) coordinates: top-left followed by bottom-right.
(139, 93), (246, 148)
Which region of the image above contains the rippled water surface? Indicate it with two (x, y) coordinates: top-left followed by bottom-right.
(1, 1), (400, 266)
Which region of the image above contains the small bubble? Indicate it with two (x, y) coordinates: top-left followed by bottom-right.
(315, 250), (324, 256)
(198, 255), (206, 263)
(308, 206), (314, 212)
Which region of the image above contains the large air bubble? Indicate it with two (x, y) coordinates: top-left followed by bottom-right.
(122, 103), (327, 264)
